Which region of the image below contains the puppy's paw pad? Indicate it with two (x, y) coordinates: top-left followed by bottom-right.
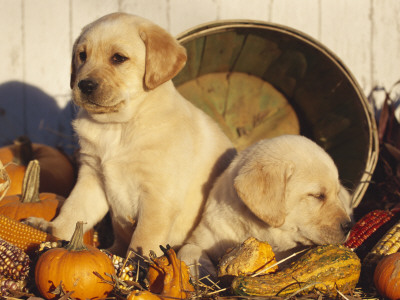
(23, 217), (52, 233)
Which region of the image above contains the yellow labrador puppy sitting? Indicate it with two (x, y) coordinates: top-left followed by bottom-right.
(27, 13), (235, 257)
(178, 135), (353, 276)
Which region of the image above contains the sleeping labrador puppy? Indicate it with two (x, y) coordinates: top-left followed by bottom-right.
(178, 135), (353, 276)
(27, 12), (235, 257)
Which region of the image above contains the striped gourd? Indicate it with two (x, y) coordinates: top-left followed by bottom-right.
(232, 244), (361, 297)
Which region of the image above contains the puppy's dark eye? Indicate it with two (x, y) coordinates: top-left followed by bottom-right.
(111, 53), (128, 64)
(79, 51), (87, 62)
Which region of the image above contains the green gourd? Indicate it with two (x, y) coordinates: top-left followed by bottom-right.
(232, 244), (361, 297)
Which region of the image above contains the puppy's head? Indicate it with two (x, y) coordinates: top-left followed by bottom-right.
(234, 135), (353, 246)
(70, 13), (187, 121)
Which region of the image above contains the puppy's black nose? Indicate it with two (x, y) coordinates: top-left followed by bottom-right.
(78, 79), (98, 95)
(341, 221), (353, 235)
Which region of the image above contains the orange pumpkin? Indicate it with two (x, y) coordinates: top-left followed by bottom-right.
(374, 253), (400, 300)
(0, 136), (75, 197)
(35, 222), (115, 300)
(0, 160), (97, 247)
(0, 160), (64, 221)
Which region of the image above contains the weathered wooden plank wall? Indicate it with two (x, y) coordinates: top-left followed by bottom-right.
(0, 0), (399, 152)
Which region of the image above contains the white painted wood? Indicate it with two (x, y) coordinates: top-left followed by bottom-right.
(320, 0), (372, 92)
(0, 0), (24, 83)
(218, 0), (272, 21)
(269, 0), (320, 40)
(71, 0), (119, 42)
(23, 0), (71, 145)
(0, 1), (26, 144)
(120, 0), (169, 29)
(24, 0), (70, 100)
(371, 0), (400, 91)
(169, 0), (218, 36)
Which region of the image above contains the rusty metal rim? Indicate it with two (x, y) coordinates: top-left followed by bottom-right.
(176, 19), (379, 208)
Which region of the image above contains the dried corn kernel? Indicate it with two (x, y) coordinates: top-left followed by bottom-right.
(345, 210), (394, 249)
(101, 250), (138, 286)
(0, 278), (28, 296)
(0, 215), (56, 253)
(0, 239), (30, 281)
(363, 220), (400, 272)
(369, 222), (400, 255)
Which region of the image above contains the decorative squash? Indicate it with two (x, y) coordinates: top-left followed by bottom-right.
(0, 136), (75, 197)
(232, 244), (361, 297)
(147, 245), (194, 299)
(218, 237), (278, 277)
(0, 160), (64, 221)
(34, 221), (115, 300)
(127, 290), (162, 300)
(373, 252), (400, 300)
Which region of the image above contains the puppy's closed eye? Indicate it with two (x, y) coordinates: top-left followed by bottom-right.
(308, 192), (326, 201)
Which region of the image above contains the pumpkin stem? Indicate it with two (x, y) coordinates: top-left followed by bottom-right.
(20, 160), (41, 203)
(65, 221), (88, 251)
(13, 136), (34, 166)
(0, 161), (10, 201)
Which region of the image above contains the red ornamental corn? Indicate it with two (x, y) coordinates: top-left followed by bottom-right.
(344, 210), (394, 249)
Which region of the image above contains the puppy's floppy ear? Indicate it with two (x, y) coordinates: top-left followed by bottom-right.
(139, 23), (187, 90)
(70, 39), (78, 89)
(234, 161), (293, 227)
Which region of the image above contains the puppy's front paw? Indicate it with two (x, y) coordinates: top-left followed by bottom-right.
(178, 244), (217, 279)
(23, 217), (53, 233)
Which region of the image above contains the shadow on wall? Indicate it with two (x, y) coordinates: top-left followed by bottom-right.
(0, 81), (78, 156)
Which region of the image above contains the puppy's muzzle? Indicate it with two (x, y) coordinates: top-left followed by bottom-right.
(78, 79), (98, 95)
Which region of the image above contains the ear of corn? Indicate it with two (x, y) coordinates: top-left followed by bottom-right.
(363, 220), (400, 265)
(368, 221), (400, 256)
(101, 250), (137, 284)
(0, 215), (57, 253)
(0, 278), (28, 296)
(344, 210), (394, 250)
(0, 239), (30, 281)
(358, 220), (400, 289)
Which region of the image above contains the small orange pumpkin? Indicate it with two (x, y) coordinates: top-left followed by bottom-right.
(0, 160), (64, 221)
(374, 252), (400, 300)
(35, 221), (115, 300)
(0, 160), (97, 247)
(0, 136), (75, 197)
